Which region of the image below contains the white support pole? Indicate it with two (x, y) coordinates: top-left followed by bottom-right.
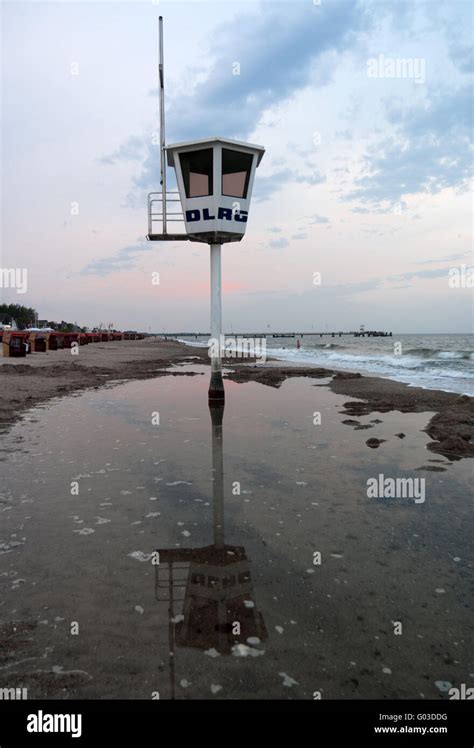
(209, 243), (225, 403)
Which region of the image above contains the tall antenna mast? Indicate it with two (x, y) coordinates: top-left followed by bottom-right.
(159, 16), (167, 234)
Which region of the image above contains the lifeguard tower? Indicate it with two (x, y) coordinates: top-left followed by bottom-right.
(147, 18), (265, 403)
(149, 137), (264, 245)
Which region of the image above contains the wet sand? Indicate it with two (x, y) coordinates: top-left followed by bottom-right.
(0, 370), (472, 699)
(0, 338), (206, 433)
(0, 337), (473, 460)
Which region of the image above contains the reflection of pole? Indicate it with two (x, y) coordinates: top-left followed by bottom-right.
(210, 403), (224, 547)
(168, 560), (176, 700)
(208, 243), (225, 403)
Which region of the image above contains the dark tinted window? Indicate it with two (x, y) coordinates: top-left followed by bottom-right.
(222, 148), (253, 198)
(179, 149), (213, 198)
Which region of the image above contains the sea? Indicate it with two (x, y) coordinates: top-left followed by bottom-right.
(175, 333), (473, 396)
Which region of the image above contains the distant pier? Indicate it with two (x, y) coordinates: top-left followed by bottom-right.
(163, 330), (393, 339)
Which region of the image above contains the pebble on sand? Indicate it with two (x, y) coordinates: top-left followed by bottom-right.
(204, 648), (220, 658)
(435, 680), (453, 693)
(279, 672), (299, 687)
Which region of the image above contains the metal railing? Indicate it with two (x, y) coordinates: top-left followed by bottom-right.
(147, 191), (189, 240)
(155, 561), (189, 603)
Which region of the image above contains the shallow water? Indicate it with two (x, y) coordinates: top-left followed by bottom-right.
(0, 369), (472, 699)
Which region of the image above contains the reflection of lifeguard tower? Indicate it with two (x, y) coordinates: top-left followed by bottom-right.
(157, 544), (265, 654)
(155, 404), (267, 697)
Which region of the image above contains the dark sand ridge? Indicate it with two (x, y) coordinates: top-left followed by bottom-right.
(0, 337), (473, 460)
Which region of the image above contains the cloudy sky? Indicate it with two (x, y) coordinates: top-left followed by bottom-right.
(1, 0), (472, 332)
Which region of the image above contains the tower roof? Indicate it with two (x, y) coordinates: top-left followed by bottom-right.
(166, 136), (265, 167)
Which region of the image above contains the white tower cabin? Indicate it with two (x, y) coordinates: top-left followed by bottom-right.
(165, 137), (264, 244)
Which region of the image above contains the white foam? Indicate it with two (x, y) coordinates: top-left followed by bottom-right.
(267, 346), (474, 395)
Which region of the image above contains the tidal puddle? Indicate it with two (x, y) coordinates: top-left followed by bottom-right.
(0, 370), (472, 699)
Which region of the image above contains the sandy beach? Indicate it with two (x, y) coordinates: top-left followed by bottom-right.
(0, 346), (472, 700)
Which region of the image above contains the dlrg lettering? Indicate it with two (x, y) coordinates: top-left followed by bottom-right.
(186, 207), (248, 223)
